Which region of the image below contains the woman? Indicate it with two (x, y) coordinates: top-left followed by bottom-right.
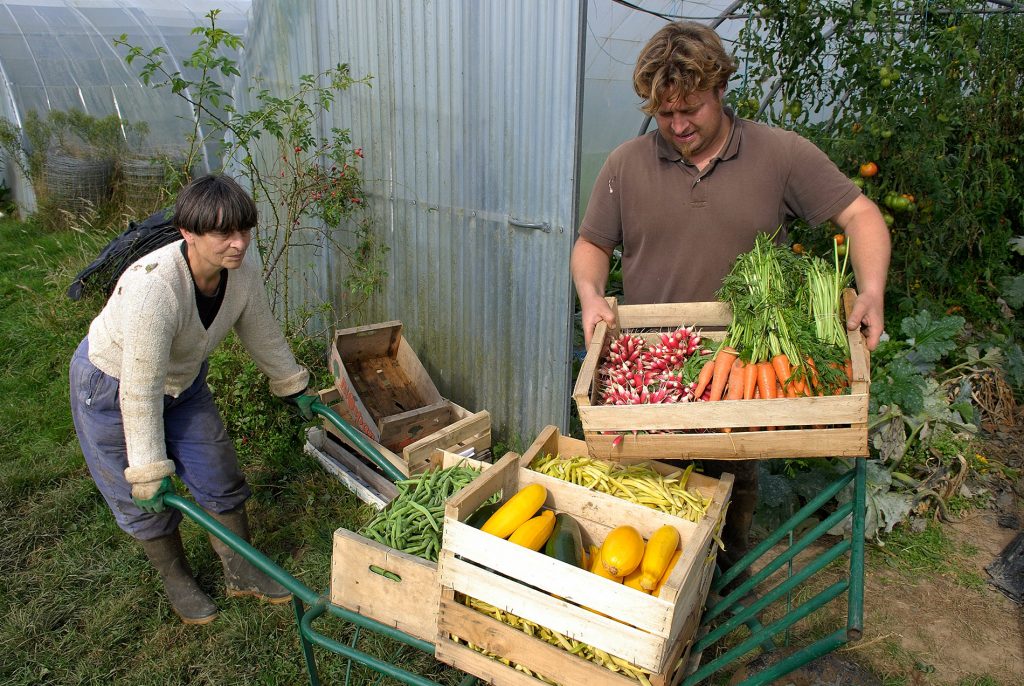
(70, 174), (316, 624)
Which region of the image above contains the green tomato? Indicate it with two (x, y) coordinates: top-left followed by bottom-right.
(883, 212), (895, 226)
(852, 177), (866, 189)
(835, 243), (848, 259)
(881, 129), (893, 139)
(881, 78), (893, 88)
(892, 196), (911, 211)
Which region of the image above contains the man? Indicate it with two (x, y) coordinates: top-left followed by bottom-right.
(571, 21), (890, 571)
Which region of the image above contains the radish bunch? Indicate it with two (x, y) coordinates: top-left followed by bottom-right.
(598, 326), (703, 405)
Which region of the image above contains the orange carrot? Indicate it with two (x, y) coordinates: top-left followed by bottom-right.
(693, 359), (716, 399)
(805, 357), (820, 394)
(707, 347), (738, 401)
(844, 358), (854, 385)
(725, 359), (746, 401)
(723, 359), (746, 433)
(789, 372), (806, 398)
(756, 362), (778, 400)
(771, 354), (793, 395)
(742, 362), (758, 400)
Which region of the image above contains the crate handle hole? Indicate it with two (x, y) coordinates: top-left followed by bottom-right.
(368, 564), (402, 583)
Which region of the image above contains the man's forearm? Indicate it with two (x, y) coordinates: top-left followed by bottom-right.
(571, 237), (613, 301)
(834, 195), (891, 296)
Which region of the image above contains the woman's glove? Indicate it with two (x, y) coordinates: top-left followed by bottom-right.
(282, 389), (318, 420)
(124, 459), (176, 514)
(131, 477), (173, 513)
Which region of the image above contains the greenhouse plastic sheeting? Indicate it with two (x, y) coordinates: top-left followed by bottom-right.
(0, 0), (250, 203)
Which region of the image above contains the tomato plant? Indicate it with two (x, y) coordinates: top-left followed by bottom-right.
(732, 0), (1024, 336)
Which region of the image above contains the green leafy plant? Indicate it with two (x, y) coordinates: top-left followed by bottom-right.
(731, 0), (1024, 402)
(114, 10), (388, 330)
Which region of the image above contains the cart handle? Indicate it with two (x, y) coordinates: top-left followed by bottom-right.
(310, 399), (407, 484)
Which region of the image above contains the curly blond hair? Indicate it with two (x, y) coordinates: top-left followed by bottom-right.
(633, 22), (738, 116)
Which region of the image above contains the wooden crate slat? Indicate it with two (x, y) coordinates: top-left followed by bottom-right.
(378, 400), (459, 451)
(332, 320), (403, 361)
(576, 394), (867, 431)
(616, 301), (733, 329)
(440, 522), (673, 634)
(583, 426), (869, 460)
(438, 550), (668, 669)
(437, 595), (645, 686)
(404, 410), (491, 472)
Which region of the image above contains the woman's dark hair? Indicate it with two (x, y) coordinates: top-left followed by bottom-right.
(171, 174), (257, 236)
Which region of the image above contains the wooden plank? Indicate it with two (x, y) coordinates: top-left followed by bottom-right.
(440, 523), (673, 634)
(305, 431), (390, 510)
(330, 528), (438, 642)
(395, 337), (444, 404)
(310, 427), (399, 502)
(332, 320), (403, 361)
(573, 320), (607, 406)
(378, 401), (460, 452)
(843, 289), (872, 395)
(616, 301), (732, 329)
(318, 389), (412, 477)
(444, 451), (521, 521)
(437, 597), (642, 686)
(438, 550), (668, 671)
(403, 410), (490, 472)
(584, 426), (869, 460)
(575, 394), (868, 431)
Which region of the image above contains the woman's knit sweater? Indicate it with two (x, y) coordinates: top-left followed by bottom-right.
(87, 240), (308, 475)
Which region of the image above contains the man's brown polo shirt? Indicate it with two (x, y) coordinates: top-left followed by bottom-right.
(579, 112), (861, 304)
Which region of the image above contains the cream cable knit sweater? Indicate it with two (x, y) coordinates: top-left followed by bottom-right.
(88, 240), (309, 482)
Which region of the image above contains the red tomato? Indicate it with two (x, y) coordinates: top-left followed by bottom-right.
(859, 162), (879, 178)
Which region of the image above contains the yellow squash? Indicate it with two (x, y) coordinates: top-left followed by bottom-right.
(589, 544), (622, 582)
(481, 483), (547, 538)
(623, 564), (649, 593)
(651, 549), (683, 597)
(600, 525), (645, 577)
(639, 525), (681, 591)
(507, 509), (556, 550)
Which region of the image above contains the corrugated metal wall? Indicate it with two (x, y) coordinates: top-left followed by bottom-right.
(237, 1), (585, 445)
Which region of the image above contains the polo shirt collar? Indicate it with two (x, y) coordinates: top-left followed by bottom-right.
(654, 106), (741, 166)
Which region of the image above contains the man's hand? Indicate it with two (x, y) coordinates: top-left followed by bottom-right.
(282, 389), (318, 420)
(847, 290), (884, 351)
(580, 295), (617, 347)
(132, 476), (173, 513)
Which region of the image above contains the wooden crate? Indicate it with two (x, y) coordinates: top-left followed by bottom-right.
(436, 451), (732, 678)
(573, 289), (871, 460)
(329, 450), (499, 643)
(318, 386), (490, 479)
(330, 320), (469, 453)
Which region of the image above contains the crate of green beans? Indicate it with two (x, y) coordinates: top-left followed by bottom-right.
(330, 450), (502, 642)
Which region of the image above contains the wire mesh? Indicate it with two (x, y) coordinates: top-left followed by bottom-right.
(118, 148), (187, 213)
(41, 148), (113, 215)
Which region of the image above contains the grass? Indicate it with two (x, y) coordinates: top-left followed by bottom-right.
(0, 215), (466, 685)
(869, 523), (988, 591)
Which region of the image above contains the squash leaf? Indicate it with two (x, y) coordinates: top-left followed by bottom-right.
(870, 356), (926, 415)
(900, 310), (963, 369)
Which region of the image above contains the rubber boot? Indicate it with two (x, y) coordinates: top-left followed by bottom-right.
(205, 505), (292, 604)
(140, 532), (218, 625)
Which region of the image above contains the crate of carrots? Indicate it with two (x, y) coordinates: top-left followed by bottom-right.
(573, 234), (871, 460)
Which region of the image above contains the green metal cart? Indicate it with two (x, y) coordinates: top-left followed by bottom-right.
(160, 401), (867, 686)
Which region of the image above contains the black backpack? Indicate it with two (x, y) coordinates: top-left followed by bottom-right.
(67, 208), (180, 301)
